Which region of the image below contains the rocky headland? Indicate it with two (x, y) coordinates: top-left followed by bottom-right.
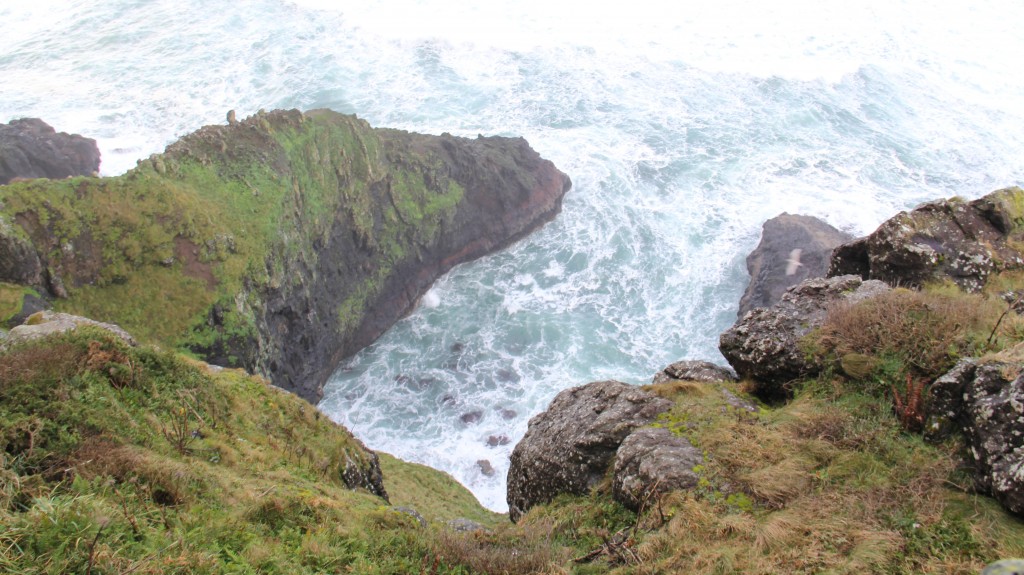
(0, 118), (101, 185)
(0, 109), (571, 401)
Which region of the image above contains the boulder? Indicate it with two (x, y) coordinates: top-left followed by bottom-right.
(924, 359), (1024, 515)
(0, 118), (100, 184)
(719, 275), (890, 400)
(612, 427), (703, 511)
(3, 311), (137, 348)
(506, 380), (672, 522)
(652, 360), (737, 385)
(828, 187), (1024, 292)
(739, 213), (853, 317)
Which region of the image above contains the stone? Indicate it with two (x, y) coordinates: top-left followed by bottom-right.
(612, 427), (704, 511)
(391, 506), (426, 527)
(486, 435), (510, 447)
(651, 360), (737, 385)
(477, 459), (495, 477)
(719, 275), (891, 400)
(0, 118), (101, 184)
(4, 311), (137, 348)
(506, 380), (673, 522)
(447, 518), (487, 532)
(460, 410), (483, 425)
(828, 187), (1024, 292)
(739, 213), (853, 317)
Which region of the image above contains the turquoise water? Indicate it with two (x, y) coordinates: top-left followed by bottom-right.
(3, 0), (1023, 511)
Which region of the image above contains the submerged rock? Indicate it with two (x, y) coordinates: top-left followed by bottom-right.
(739, 213), (853, 317)
(612, 427), (703, 511)
(719, 275), (890, 400)
(0, 118), (100, 184)
(506, 380), (672, 522)
(829, 187), (1024, 292)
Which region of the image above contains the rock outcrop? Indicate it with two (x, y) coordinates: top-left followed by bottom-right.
(924, 359), (1024, 515)
(719, 275), (891, 400)
(0, 109), (571, 402)
(506, 380), (672, 522)
(3, 310), (137, 348)
(828, 187), (1024, 292)
(651, 360), (737, 385)
(612, 427), (703, 511)
(739, 213), (852, 317)
(0, 118), (100, 184)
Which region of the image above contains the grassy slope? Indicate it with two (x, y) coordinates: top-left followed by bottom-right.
(0, 109), (465, 361)
(0, 328), (498, 575)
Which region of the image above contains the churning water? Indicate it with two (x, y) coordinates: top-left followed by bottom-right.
(3, 0), (1023, 511)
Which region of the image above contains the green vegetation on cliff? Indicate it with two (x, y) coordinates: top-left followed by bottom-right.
(0, 327), (501, 574)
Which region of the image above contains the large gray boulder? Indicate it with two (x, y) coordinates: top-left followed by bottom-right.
(0, 118), (100, 184)
(3, 310), (137, 348)
(506, 380), (672, 522)
(829, 187), (1024, 292)
(719, 275), (890, 400)
(651, 360), (737, 385)
(739, 213), (853, 317)
(612, 427), (703, 511)
(924, 359), (1024, 515)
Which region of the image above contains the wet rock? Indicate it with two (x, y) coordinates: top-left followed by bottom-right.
(612, 427), (703, 511)
(0, 118), (100, 184)
(477, 459), (496, 477)
(486, 435), (511, 447)
(497, 408), (517, 420)
(719, 275), (891, 401)
(652, 360), (737, 385)
(496, 368), (520, 383)
(828, 187), (1024, 292)
(739, 213), (853, 317)
(506, 380), (672, 522)
(4, 310), (137, 347)
(3, 291), (49, 329)
(460, 410), (483, 425)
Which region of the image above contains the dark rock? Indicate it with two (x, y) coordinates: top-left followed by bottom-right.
(652, 360), (737, 385)
(497, 408), (517, 420)
(3, 291), (49, 329)
(477, 459), (496, 477)
(719, 275), (890, 400)
(506, 380), (673, 522)
(739, 213), (853, 317)
(460, 410), (483, 425)
(612, 427), (703, 511)
(0, 118), (101, 184)
(828, 187), (1024, 292)
(924, 359), (1024, 516)
(340, 446), (388, 502)
(486, 435), (510, 447)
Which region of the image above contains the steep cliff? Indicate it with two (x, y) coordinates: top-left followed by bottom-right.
(0, 109), (571, 401)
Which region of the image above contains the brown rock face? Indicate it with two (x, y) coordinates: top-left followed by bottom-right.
(828, 187), (1024, 292)
(0, 118), (100, 184)
(506, 380), (672, 522)
(739, 213), (853, 317)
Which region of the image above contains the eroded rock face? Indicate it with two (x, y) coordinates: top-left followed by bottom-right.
(612, 427), (703, 511)
(506, 380), (672, 522)
(739, 213), (853, 317)
(651, 360), (737, 385)
(0, 118), (100, 184)
(828, 187), (1024, 292)
(719, 275), (891, 400)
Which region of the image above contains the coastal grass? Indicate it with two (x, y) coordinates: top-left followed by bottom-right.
(0, 328), (511, 574)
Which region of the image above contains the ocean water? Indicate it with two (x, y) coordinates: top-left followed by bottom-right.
(3, 0), (1023, 512)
